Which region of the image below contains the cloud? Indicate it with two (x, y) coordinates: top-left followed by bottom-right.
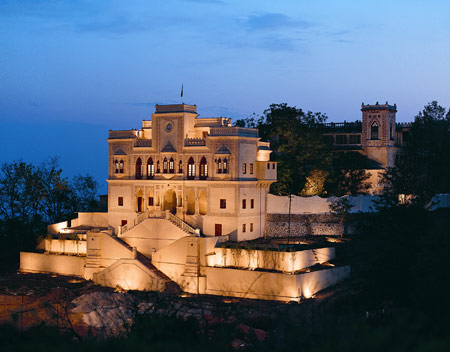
(220, 33), (300, 52)
(75, 16), (156, 34)
(243, 13), (311, 31)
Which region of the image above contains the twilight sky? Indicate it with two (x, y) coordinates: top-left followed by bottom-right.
(1, 0), (450, 193)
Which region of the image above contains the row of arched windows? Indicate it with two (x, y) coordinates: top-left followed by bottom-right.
(134, 156), (214, 180)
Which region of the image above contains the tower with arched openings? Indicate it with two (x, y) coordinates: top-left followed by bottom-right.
(361, 102), (398, 168)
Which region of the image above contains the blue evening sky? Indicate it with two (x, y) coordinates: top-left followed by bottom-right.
(1, 0), (449, 193)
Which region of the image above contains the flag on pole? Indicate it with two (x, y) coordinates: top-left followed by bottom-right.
(181, 84), (183, 98)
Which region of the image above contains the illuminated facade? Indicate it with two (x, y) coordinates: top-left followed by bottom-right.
(107, 104), (276, 241)
(19, 103), (350, 301)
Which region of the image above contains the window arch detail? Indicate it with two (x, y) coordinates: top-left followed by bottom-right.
(169, 157), (175, 174)
(200, 157), (208, 180)
(370, 121), (379, 140)
(135, 158), (142, 179)
(188, 157), (195, 180)
(147, 157), (154, 179)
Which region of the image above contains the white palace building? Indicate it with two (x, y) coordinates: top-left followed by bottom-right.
(108, 103), (276, 241)
(19, 104), (349, 302)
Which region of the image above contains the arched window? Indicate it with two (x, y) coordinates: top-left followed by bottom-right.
(200, 157), (208, 180)
(163, 157), (168, 173)
(371, 122), (379, 140)
(217, 158), (222, 174)
(147, 157), (154, 179)
(114, 160), (119, 174)
(135, 158), (142, 179)
(178, 160), (183, 173)
(223, 158), (228, 174)
(156, 160), (160, 173)
(119, 160), (124, 173)
(188, 157), (195, 180)
(169, 157), (174, 174)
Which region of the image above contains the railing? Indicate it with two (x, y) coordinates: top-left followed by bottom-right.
(109, 130), (137, 139)
(118, 210), (199, 237)
(209, 127), (258, 137)
(166, 211), (198, 236)
(135, 139), (152, 147)
(184, 138), (206, 146)
(118, 210), (151, 235)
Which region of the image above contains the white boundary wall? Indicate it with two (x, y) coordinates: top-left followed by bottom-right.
(268, 194), (450, 214)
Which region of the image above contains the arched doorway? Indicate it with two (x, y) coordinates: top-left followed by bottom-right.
(187, 189), (195, 215)
(163, 189), (177, 214)
(136, 189), (143, 213)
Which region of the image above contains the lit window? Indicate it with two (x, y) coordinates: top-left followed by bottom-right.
(217, 158), (222, 174)
(114, 160), (119, 174)
(118, 197), (123, 206)
(220, 199), (226, 209)
(249, 163), (253, 174)
(223, 158), (228, 174)
(371, 122), (379, 140)
(242, 163), (247, 174)
(163, 157), (168, 173)
(135, 158), (142, 179)
(147, 158), (154, 178)
(200, 157), (208, 180)
(188, 157), (195, 179)
(178, 160), (183, 173)
(119, 160), (124, 173)
(169, 158), (174, 174)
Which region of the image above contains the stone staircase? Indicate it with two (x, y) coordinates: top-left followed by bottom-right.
(106, 233), (182, 294)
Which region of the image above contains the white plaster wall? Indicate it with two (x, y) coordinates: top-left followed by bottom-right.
(47, 221), (68, 234)
(119, 219), (188, 257)
(108, 183), (135, 228)
(93, 259), (165, 291)
(203, 266), (298, 300)
(76, 212), (108, 227)
(20, 252), (86, 277)
(45, 239), (87, 255)
(296, 265), (350, 298)
(238, 142), (257, 179)
(267, 194), (382, 214)
(206, 247), (335, 272)
(203, 265), (350, 301)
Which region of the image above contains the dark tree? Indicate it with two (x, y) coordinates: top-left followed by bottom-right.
(257, 103), (332, 196)
(381, 101), (450, 208)
(71, 174), (100, 212)
(326, 152), (375, 196)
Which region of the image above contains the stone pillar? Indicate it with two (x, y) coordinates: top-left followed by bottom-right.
(195, 197), (200, 215)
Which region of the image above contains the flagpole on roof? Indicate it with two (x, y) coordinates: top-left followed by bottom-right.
(181, 83), (184, 104)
